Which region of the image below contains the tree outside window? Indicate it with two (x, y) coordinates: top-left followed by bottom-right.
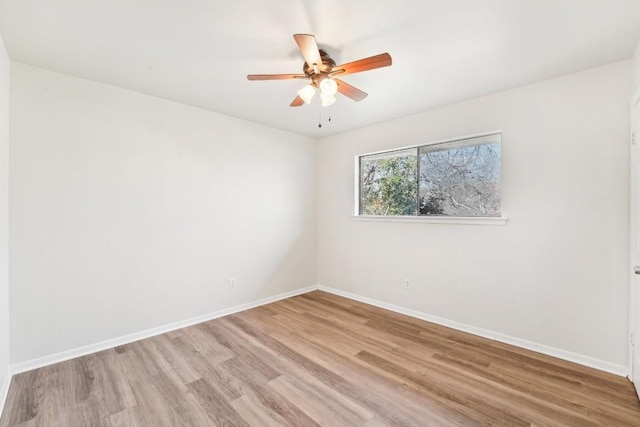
(359, 134), (501, 217)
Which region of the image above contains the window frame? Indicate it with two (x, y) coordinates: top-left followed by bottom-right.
(354, 131), (507, 225)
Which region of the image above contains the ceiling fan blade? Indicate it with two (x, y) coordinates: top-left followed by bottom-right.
(293, 34), (322, 70)
(290, 95), (305, 107)
(333, 53), (392, 76)
(335, 79), (368, 102)
(247, 74), (306, 81)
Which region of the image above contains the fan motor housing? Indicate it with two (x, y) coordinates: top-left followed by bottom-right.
(302, 49), (336, 77)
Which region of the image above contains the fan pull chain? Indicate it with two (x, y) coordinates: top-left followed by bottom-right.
(317, 105), (332, 128)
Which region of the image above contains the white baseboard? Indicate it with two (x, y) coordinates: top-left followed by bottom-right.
(318, 285), (629, 377)
(0, 369), (11, 420)
(9, 284), (629, 379)
(11, 286), (316, 375)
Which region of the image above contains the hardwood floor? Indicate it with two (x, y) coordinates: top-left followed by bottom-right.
(1, 290), (639, 426)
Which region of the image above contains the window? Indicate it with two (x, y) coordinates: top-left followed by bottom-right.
(358, 133), (501, 218)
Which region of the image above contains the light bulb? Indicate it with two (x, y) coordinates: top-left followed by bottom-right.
(297, 84), (316, 104)
(320, 93), (336, 107)
(319, 78), (338, 96)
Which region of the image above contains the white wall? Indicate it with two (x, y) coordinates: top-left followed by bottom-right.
(4, 56), (634, 373)
(634, 41), (640, 100)
(0, 33), (10, 402)
(317, 61), (631, 370)
(9, 63), (317, 364)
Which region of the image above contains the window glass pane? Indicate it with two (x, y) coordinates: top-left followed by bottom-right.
(360, 148), (417, 216)
(419, 136), (501, 217)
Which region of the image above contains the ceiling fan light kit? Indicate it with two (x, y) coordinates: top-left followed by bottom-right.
(320, 92), (336, 107)
(320, 78), (337, 96)
(297, 76), (338, 105)
(247, 34), (392, 107)
(297, 84), (316, 104)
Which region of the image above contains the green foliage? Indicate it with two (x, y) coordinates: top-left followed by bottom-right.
(361, 154), (417, 215)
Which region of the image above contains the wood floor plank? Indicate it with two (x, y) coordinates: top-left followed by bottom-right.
(218, 357), (320, 427)
(277, 329), (470, 426)
(231, 395), (283, 427)
(200, 321), (281, 382)
(92, 350), (138, 415)
(389, 343), (593, 422)
(2, 290), (640, 426)
(186, 355), (245, 401)
(225, 314), (467, 426)
(2, 369), (44, 426)
(107, 408), (137, 427)
(186, 377), (250, 426)
(145, 334), (201, 385)
(269, 373), (373, 426)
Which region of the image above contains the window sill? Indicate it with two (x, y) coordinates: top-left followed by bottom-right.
(352, 215), (508, 225)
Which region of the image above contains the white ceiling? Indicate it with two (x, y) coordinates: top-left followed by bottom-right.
(1, 1), (640, 138)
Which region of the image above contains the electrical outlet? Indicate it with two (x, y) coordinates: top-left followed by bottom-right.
(404, 279), (410, 289)
(228, 278), (236, 289)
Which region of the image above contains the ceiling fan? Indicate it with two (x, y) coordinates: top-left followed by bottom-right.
(247, 34), (392, 107)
